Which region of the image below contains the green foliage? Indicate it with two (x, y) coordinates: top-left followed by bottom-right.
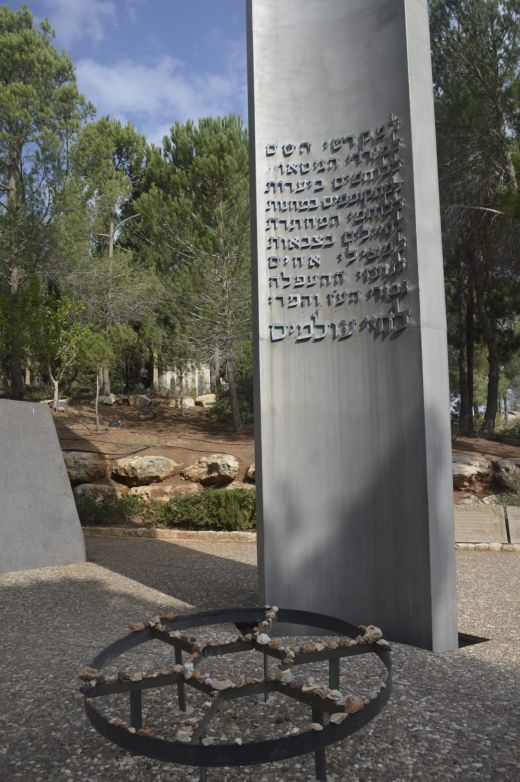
(133, 116), (251, 430)
(0, 5), (92, 397)
(143, 489), (256, 531)
(75, 493), (145, 526)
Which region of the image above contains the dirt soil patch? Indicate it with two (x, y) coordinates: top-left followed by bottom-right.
(53, 400), (255, 491)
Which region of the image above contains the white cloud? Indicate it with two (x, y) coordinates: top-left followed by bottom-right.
(42, 0), (116, 45)
(76, 53), (247, 143)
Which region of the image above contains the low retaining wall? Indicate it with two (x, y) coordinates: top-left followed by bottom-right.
(83, 526), (256, 542)
(83, 526), (520, 551)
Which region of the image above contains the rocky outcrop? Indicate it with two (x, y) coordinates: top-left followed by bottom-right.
(64, 451), (107, 485)
(73, 483), (124, 503)
(127, 394), (151, 409)
(112, 456), (180, 486)
(179, 397), (195, 408)
(128, 482), (202, 502)
(195, 394), (216, 408)
(225, 481), (255, 491)
(493, 458), (520, 493)
(98, 393), (117, 406)
(181, 454), (239, 487)
(246, 463), (256, 482)
(452, 454), (491, 489)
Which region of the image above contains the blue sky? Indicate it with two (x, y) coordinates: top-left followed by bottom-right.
(11, 0), (248, 144)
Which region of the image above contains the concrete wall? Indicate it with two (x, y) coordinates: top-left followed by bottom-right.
(0, 400), (86, 574)
(248, 0), (457, 650)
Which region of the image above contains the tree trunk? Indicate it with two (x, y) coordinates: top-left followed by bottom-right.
(95, 371), (100, 432)
(475, 287), (500, 434)
(7, 152), (24, 400)
(152, 351), (159, 391)
(49, 369), (59, 411)
(9, 343), (25, 400)
(226, 352), (242, 434)
(99, 365), (111, 396)
(457, 260), (473, 434)
(466, 281), (474, 427)
(178, 367), (184, 416)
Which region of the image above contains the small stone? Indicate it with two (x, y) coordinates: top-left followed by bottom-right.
(137, 728), (153, 737)
(183, 663), (194, 680)
(364, 625), (383, 643)
(328, 690), (342, 700)
(160, 612), (176, 621)
(329, 713), (348, 725)
(311, 723), (324, 731)
(209, 678), (234, 691)
(79, 667), (98, 681)
(201, 737), (215, 747)
(289, 678), (305, 689)
(130, 623), (145, 632)
(345, 696), (364, 714)
(175, 730), (191, 743)
(128, 727), (136, 734)
(256, 633), (271, 645)
(275, 668), (294, 685)
(235, 738), (243, 745)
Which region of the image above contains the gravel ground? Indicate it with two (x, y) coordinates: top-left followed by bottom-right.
(0, 540), (519, 782)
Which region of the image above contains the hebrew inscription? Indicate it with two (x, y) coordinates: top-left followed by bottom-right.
(262, 116), (412, 343)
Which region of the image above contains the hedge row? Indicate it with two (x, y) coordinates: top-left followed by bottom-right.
(75, 488), (256, 531)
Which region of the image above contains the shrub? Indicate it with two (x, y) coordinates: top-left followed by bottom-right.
(144, 488), (256, 531)
(75, 493), (145, 525)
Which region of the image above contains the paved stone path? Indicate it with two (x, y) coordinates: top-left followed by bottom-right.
(0, 540), (519, 781)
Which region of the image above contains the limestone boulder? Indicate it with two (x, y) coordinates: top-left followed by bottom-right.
(181, 454), (240, 487)
(195, 394), (217, 408)
(98, 393), (117, 406)
(64, 451), (107, 485)
(128, 482), (202, 502)
(452, 453), (491, 489)
(493, 458), (520, 493)
(246, 463), (256, 482)
(180, 397), (195, 408)
(225, 481), (256, 491)
(112, 456), (180, 486)
(127, 394), (151, 409)
(73, 483), (124, 503)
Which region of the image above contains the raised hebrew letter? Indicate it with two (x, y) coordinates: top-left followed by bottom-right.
(270, 323), (288, 341)
(288, 294), (300, 308)
(282, 143), (296, 157)
(313, 315), (329, 341)
(296, 320), (313, 342)
(266, 144), (277, 156)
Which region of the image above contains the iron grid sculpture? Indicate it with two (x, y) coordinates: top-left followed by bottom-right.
(80, 607), (392, 781)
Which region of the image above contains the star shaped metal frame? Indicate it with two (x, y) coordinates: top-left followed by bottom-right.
(81, 607), (391, 782)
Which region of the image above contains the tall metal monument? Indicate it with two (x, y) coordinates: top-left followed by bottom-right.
(247, 0), (458, 651)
